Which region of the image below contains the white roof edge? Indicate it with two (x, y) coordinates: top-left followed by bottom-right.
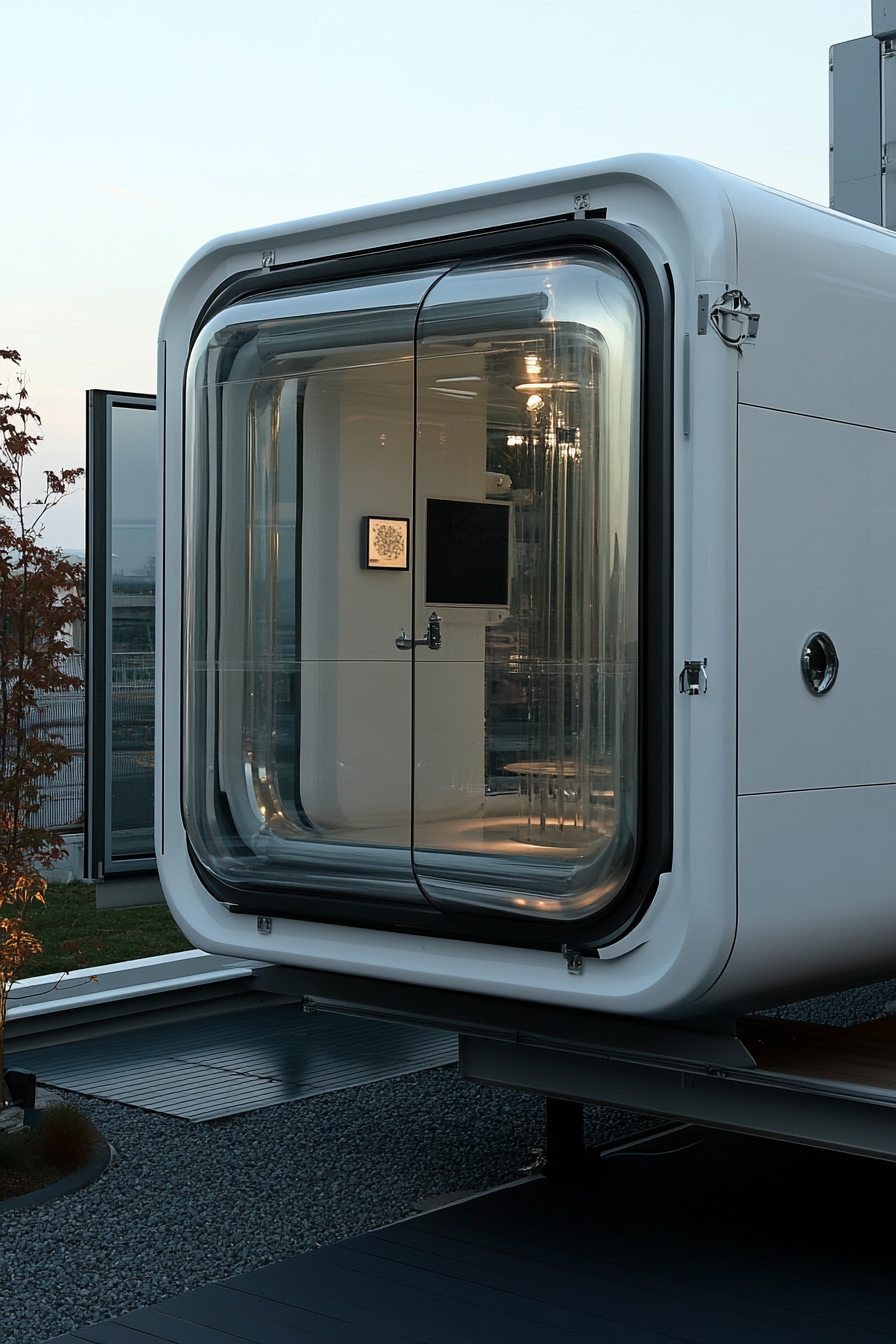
(179, 152), (696, 260)
(159, 152), (740, 339)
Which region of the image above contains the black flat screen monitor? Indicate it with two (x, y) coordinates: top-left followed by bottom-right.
(425, 498), (510, 606)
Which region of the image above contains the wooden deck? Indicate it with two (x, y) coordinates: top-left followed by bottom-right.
(739, 1014), (896, 1091)
(44, 1124), (896, 1343)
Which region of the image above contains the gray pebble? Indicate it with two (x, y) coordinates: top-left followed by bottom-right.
(755, 975), (896, 1027)
(13, 973), (887, 1344)
(1, 1065), (652, 1344)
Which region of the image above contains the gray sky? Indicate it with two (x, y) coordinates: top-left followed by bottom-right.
(0, 0), (871, 547)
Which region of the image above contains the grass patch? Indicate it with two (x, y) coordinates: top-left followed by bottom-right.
(16, 880), (193, 979)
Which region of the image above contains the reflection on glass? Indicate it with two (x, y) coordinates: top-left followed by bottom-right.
(183, 253), (642, 924)
(109, 405), (156, 858)
(413, 257), (641, 918)
(183, 273), (440, 901)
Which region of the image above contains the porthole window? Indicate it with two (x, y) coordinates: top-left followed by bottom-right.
(801, 632), (839, 696)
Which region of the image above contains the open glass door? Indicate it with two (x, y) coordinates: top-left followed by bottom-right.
(86, 390), (157, 880)
(412, 256), (642, 920)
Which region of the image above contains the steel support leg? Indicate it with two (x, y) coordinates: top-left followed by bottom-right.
(544, 1096), (586, 1183)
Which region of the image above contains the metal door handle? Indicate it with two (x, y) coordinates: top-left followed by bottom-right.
(396, 612), (441, 651)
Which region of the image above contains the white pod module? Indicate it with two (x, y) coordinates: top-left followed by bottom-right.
(158, 154), (896, 1020)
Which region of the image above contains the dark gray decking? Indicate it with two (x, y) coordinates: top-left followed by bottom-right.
(42, 1125), (896, 1342)
(8, 1004), (457, 1121)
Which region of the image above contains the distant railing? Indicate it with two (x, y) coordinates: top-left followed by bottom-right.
(23, 651), (156, 835)
(36, 758), (85, 831)
(111, 651), (154, 686)
(28, 654), (86, 832)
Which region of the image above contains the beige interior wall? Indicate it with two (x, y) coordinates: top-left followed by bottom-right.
(300, 356), (415, 832)
(414, 352), (493, 827)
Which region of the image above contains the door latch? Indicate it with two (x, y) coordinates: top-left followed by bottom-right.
(562, 944), (584, 975)
(710, 288), (760, 350)
(679, 659), (708, 695)
(396, 612), (442, 651)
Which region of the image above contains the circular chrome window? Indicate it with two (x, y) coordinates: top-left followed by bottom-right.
(801, 631), (839, 696)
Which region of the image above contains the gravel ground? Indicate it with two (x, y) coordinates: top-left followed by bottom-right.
(7, 976), (895, 1344)
(1, 1066), (655, 1344)
(755, 975), (896, 1027)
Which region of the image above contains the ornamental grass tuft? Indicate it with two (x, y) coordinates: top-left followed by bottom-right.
(0, 1130), (31, 1171)
(33, 1103), (96, 1172)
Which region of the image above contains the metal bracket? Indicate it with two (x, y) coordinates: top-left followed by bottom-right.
(562, 945), (584, 975)
(710, 288), (760, 350)
(679, 659), (708, 696)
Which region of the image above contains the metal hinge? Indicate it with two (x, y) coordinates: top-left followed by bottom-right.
(679, 659), (708, 696)
(710, 288), (760, 350)
(562, 944), (584, 975)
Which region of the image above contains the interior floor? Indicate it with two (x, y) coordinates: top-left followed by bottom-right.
(738, 1014), (896, 1092)
(264, 810), (614, 861)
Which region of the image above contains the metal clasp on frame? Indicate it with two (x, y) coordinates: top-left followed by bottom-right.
(562, 944), (584, 975)
(679, 659), (708, 696)
(710, 288), (760, 350)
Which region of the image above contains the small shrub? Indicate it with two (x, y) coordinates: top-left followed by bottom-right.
(33, 1103), (96, 1172)
(0, 1130), (31, 1171)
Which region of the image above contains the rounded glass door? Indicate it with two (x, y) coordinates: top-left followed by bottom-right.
(182, 251), (644, 925)
(183, 271), (442, 903)
(411, 255), (642, 919)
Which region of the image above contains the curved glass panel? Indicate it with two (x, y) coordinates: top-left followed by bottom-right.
(183, 271), (443, 901)
(412, 256), (641, 917)
(182, 251), (641, 923)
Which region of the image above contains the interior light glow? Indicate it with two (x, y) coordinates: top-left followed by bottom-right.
(526, 394), (544, 411)
(515, 382), (579, 392)
(506, 435), (525, 446)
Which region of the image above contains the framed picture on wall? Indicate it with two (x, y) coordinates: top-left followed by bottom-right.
(362, 516), (410, 570)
